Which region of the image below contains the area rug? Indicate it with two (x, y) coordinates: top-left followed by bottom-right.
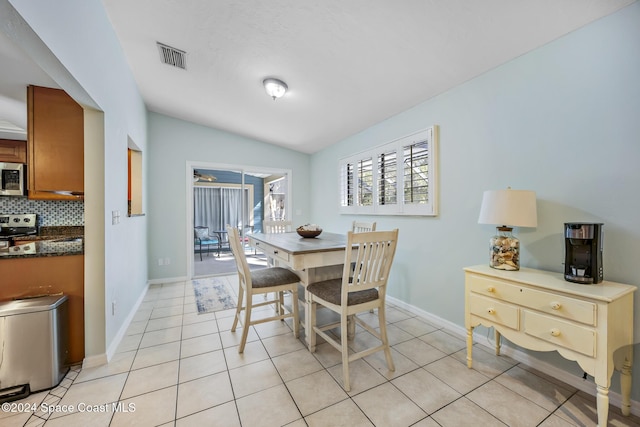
(192, 277), (238, 314)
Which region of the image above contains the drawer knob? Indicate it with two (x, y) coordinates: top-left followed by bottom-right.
(487, 308), (496, 315)
(550, 302), (562, 310)
(487, 286), (495, 293)
(550, 328), (561, 337)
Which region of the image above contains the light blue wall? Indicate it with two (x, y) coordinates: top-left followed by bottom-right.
(147, 112), (311, 280)
(310, 2), (640, 398)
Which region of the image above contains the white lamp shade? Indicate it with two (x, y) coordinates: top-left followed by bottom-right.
(478, 189), (537, 228)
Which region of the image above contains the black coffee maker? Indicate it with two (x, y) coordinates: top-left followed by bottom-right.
(564, 223), (603, 284)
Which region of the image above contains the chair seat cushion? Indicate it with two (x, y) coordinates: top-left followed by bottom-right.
(251, 267), (300, 288)
(198, 239), (219, 244)
(307, 279), (379, 306)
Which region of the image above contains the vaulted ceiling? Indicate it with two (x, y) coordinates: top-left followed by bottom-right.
(0, 1), (635, 152)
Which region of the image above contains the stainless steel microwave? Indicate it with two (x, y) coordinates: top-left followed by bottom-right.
(0, 162), (25, 196)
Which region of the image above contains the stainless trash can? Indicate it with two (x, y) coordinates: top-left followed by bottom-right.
(0, 295), (69, 402)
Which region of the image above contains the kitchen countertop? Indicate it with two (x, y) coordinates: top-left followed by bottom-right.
(12, 225), (84, 241)
(2, 225), (84, 258)
(0, 237), (83, 258)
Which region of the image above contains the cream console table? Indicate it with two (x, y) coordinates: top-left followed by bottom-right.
(464, 265), (635, 427)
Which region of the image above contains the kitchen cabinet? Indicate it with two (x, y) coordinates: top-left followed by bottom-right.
(27, 85), (84, 200)
(0, 255), (84, 363)
(464, 265), (635, 427)
(0, 139), (27, 163)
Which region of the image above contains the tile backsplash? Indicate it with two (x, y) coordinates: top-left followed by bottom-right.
(0, 197), (84, 227)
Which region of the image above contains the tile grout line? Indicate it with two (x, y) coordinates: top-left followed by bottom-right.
(26, 277), (618, 427)
(23, 363), (81, 425)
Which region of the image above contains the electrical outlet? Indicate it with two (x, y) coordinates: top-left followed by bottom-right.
(158, 258), (164, 266)
(164, 257), (170, 265)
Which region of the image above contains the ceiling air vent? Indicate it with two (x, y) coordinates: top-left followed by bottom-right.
(157, 42), (187, 70)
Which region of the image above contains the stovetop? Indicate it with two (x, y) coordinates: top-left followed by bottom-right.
(0, 214), (38, 237)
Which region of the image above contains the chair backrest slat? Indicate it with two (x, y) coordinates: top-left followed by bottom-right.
(344, 230), (398, 296)
(226, 226), (252, 289)
(352, 221), (376, 233)
(263, 220), (292, 234)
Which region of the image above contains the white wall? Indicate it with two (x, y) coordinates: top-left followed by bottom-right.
(146, 112), (311, 281)
(6, 0), (149, 360)
(310, 3), (640, 399)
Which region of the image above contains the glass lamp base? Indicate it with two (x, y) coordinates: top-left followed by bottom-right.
(489, 227), (520, 271)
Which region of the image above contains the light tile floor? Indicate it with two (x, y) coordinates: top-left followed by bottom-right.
(2, 275), (639, 427)
(194, 250), (266, 277)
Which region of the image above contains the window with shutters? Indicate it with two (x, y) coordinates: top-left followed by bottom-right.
(339, 126), (438, 216)
(357, 157), (373, 206)
(378, 150), (397, 206)
(340, 162), (355, 207)
(404, 141), (429, 204)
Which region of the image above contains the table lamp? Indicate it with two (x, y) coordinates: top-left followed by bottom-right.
(478, 188), (537, 271)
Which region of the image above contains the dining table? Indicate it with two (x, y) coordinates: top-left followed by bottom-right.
(248, 231), (357, 343)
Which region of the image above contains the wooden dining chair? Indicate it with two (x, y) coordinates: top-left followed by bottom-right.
(262, 220), (293, 268)
(226, 226), (300, 353)
(307, 229), (399, 391)
(351, 221), (378, 314)
(263, 219), (293, 234)
(352, 220), (376, 233)
(261, 220), (294, 305)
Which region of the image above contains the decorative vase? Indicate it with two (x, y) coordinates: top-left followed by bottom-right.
(489, 227), (519, 271)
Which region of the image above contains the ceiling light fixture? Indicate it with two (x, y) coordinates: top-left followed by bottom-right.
(263, 78), (288, 100)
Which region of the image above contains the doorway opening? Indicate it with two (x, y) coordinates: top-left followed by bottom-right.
(187, 162), (291, 278)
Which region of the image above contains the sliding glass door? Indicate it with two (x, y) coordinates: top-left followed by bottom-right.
(193, 184), (251, 236)
(190, 164), (290, 277)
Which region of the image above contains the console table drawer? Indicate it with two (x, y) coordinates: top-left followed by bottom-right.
(524, 288), (596, 326)
(524, 310), (596, 357)
(469, 294), (519, 330)
(468, 275), (596, 325)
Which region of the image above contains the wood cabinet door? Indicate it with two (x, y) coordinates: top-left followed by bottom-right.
(0, 139), (27, 163)
(28, 86), (84, 200)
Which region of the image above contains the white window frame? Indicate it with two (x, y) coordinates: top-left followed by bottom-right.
(339, 126), (439, 216)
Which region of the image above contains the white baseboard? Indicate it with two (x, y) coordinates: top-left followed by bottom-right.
(386, 296), (640, 418)
(81, 277), (186, 369)
(105, 282), (151, 362)
(387, 295), (467, 337)
(81, 353), (108, 370)
(147, 275), (189, 285)
(108, 276), (190, 359)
